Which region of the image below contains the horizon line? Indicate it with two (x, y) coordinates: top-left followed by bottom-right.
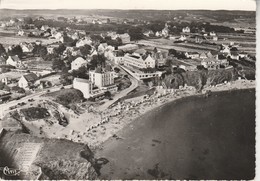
(0, 8), (256, 12)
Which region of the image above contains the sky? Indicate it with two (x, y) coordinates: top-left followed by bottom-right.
(0, 0), (257, 10)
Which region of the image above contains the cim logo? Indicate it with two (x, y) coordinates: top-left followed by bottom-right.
(1, 166), (21, 177)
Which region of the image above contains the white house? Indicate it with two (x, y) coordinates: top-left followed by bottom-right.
(199, 52), (208, 59)
(18, 73), (38, 88)
(220, 45), (231, 55)
(210, 31), (216, 36)
(73, 78), (93, 99)
(90, 50), (98, 57)
(89, 67), (118, 93)
(182, 27), (190, 33)
(185, 52), (200, 59)
(6, 56), (22, 67)
(155, 31), (162, 37)
(47, 44), (59, 54)
(118, 33), (131, 44)
(51, 32), (63, 41)
(17, 30), (25, 36)
(239, 52), (248, 59)
(20, 43), (34, 53)
(41, 25), (50, 31)
(76, 38), (92, 48)
(118, 44), (138, 51)
(70, 57), (88, 71)
(112, 50), (125, 65)
(162, 27), (169, 37)
(179, 35), (187, 41)
(73, 78), (105, 99)
(212, 36), (218, 41)
(143, 30), (154, 37)
(124, 53), (156, 69)
(98, 43), (108, 54)
(230, 52), (239, 60)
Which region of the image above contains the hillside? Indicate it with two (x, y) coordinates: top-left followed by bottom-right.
(163, 68), (241, 91)
(0, 131), (98, 180)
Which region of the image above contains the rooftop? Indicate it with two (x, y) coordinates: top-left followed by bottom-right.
(23, 73), (38, 82)
(74, 77), (90, 83)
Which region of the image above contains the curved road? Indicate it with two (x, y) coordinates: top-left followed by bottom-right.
(0, 85), (72, 118)
(98, 65), (139, 111)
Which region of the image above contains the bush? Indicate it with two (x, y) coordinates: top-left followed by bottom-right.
(11, 86), (25, 94)
(45, 89), (84, 107)
(20, 107), (50, 120)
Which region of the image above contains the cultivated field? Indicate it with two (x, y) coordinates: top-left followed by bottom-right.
(138, 39), (218, 53)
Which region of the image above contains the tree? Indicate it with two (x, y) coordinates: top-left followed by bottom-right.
(71, 66), (89, 79)
(60, 72), (74, 85)
(80, 44), (92, 57)
(24, 17), (33, 24)
(32, 45), (47, 57)
(0, 44), (6, 56)
(90, 34), (104, 44)
(8, 45), (23, 58)
(0, 82), (4, 90)
(52, 58), (65, 71)
(128, 27), (143, 41)
(114, 67), (120, 73)
(90, 54), (106, 69)
(39, 46), (48, 58)
(168, 49), (177, 56)
(44, 53), (58, 61)
(54, 44), (66, 55)
(11, 86), (25, 94)
(104, 91), (111, 99)
(3, 85), (10, 92)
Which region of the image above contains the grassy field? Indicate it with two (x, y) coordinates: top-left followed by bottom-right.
(139, 39), (217, 53)
(0, 34), (57, 47)
(0, 71), (25, 80)
(23, 58), (53, 70)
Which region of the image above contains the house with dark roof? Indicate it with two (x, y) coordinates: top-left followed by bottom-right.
(230, 52), (240, 60)
(207, 51), (219, 59)
(152, 51), (168, 67)
(18, 73), (38, 88)
(201, 58), (221, 70)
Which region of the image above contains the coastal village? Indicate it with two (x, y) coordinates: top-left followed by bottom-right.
(0, 9), (256, 180)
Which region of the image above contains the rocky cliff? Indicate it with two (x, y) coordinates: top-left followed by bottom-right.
(163, 68), (240, 91)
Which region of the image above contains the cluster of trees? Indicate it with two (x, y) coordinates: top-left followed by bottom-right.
(8, 45), (24, 58)
(168, 48), (187, 59)
(104, 36), (123, 47)
(0, 44), (7, 57)
(32, 45), (48, 58)
(33, 19), (131, 33)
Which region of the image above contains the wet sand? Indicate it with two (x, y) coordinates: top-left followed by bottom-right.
(96, 89), (255, 180)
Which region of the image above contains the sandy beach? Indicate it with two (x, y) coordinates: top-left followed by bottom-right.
(35, 79), (254, 150)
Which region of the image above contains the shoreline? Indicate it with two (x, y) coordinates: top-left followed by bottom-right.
(95, 80), (255, 180)
(19, 79), (255, 150)
(88, 79), (255, 149)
